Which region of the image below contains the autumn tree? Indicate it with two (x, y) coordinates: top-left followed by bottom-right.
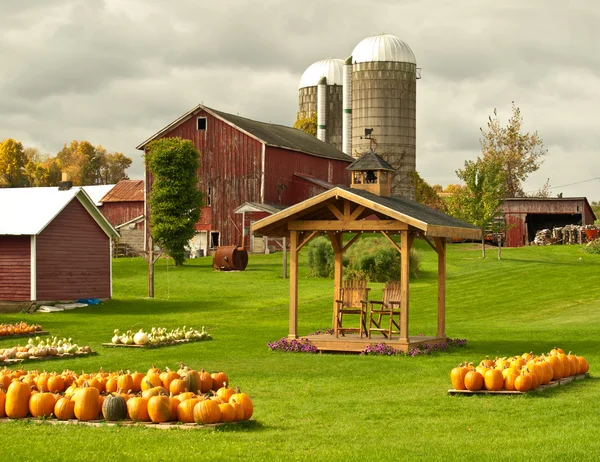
(99, 151), (132, 184)
(409, 171), (447, 212)
(0, 138), (27, 187)
(294, 111), (318, 137)
(145, 137), (203, 266)
(480, 103), (547, 197)
(447, 157), (506, 258)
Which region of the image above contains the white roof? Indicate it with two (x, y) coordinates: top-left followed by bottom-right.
(0, 187), (119, 237)
(299, 58), (344, 89)
(82, 184), (116, 206)
(352, 33), (416, 64)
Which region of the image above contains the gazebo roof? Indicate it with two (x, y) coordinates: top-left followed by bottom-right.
(252, 186), (480, 240)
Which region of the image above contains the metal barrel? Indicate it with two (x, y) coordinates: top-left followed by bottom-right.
(213, 245), (249, 271)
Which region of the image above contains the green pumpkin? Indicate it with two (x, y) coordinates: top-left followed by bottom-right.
(102, 394), (128, 421)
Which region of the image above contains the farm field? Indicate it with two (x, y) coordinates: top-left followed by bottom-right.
(1, 241), (600, 461)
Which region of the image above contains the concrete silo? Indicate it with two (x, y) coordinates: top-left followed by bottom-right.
(298, 58), (344, 151)
(349, 34), (418, 198)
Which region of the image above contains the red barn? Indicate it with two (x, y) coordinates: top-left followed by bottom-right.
(0, 187), (119, 303)
(502, 197), (597, 247)
(136, 104), (353, 255)
(98, 179), (145, 226)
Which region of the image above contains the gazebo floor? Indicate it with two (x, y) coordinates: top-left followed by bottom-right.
(299, 333), (447, 353)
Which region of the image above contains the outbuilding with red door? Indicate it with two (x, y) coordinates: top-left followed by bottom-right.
(0, 186), (119, 303)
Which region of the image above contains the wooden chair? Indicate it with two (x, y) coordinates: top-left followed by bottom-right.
(368, 281), (401, 339)
(335, 280), (370, 338)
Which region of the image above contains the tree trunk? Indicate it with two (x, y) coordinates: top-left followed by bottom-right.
(148, 236), (155, 298)
(481, 229), (486, 258)
(497, 234), (502, 260)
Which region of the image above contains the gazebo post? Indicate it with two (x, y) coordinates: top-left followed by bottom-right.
(288, 230), (299, 339)
(400, 230), (411, 342)
(434, 237), (446, 338)
(329, 232), (344, 336)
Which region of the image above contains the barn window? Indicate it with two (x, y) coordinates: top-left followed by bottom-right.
(197, 117), (207, 131)
(207, 186), (212, 206)
(210, 232), (220, 249)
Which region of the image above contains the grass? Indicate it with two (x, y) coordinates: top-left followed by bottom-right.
(1, 241), (600, 461)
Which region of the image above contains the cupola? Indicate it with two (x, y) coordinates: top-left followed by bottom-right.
(346, 150), (395, 197)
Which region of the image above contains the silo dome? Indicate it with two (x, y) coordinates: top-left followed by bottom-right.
(299, 58), (344, 89)
(351, 33), (416, 64)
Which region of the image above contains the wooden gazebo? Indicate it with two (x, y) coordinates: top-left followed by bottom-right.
(252, 153), (480, 352)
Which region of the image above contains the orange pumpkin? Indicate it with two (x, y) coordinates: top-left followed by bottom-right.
(148, 395), (172, 423)
(169, 378), (188, 395)
(210, 372), (229, 391)
(5, 380), (31, 418)
(177, 398), (201, 423)
(54, 396), (75, 420)
(105, 377), (118, 394)
(503, 370), (519, 391)
(515, 371), (532, 392)
(142, 386), (168, 400)
(176, 392), (196, 402)
(130, 372), (144, 392)
(74, 384), (100, 421)
(229, 389), (253, 420)
(161, 370), (180, 391)
(545, 355), (563, 381)
(0, 388), (6, 418)
(578, 356), (589, 374)
(464, 371), (484, 392)
(216, 383), (235, 403)
(193, 399), (221, 424)
(117, 374), (134, 393)
(230, 400), (244, 422)
(47, 374), (65, 393)
(127, 397), (150, 422)
(141, 375), (162, 391)
(484, 369), (503, 391)
(218, 403), (236, 423)
(199, 369), (213, 393)
(450, 365), (468, 390)
(29, 392), (57, 418)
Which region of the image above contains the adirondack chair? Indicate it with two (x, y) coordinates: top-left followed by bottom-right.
(335, 280), (370, 338)
(368, 281), (401, 339)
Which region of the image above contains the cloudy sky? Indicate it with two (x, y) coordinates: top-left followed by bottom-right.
(1, 0), (598, 199)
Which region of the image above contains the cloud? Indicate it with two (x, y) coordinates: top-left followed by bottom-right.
(0, 0), (598, 199)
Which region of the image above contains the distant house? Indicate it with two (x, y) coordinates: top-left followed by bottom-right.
(98, 179), (145, 256)
(502, 197), (597, 247)
(136, 104), (353, 256)
(0, 186), (119, 303)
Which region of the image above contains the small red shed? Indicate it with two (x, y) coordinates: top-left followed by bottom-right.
(0, 187), (119, 302)
(502, 197), (597, 247)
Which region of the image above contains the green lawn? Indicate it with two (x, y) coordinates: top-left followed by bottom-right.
(1, 242), (600, 461)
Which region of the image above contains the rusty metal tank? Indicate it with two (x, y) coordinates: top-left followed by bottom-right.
(213, 245), (248, 271)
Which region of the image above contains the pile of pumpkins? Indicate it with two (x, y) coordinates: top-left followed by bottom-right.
(0, 364), (253, 425)
(0, 322), (43, 337)
(450, 347), (590, 392)
(0, 336), (92, 362)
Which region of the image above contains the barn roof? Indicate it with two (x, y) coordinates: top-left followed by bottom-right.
(252, 186), (480, 239)
(135, 104), (354, 163)
(100, 179), (144, 203)
(0, 187), (119, 238)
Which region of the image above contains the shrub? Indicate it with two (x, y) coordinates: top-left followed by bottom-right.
(306, 235), (421, 281)
(345, 237), (421, 282)
(307, 237), (335, 278)
(584, 239), (600, 255)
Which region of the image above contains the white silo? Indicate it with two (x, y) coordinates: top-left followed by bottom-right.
(350, 33), (418, 198)
(298, 58), (344, 151)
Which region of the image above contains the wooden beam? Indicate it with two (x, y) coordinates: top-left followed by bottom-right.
(326, 231), (342, 253)
(434, 237), (446, 338)
(349, 205), (366, 221)
(296, 231), (318, 252)
(342, 233), (361, 252)
(332, 233), (343, 336)
(426, 225), (480, 240)
(399, 230), (411, 342)
(380, 231), (401, 254)
(422, 235), (439, 254)
(344, 200), (351, 219)
(289, 220), (409, 231)
(289, 231), (299, 339)
(327, 204), (344, 221)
